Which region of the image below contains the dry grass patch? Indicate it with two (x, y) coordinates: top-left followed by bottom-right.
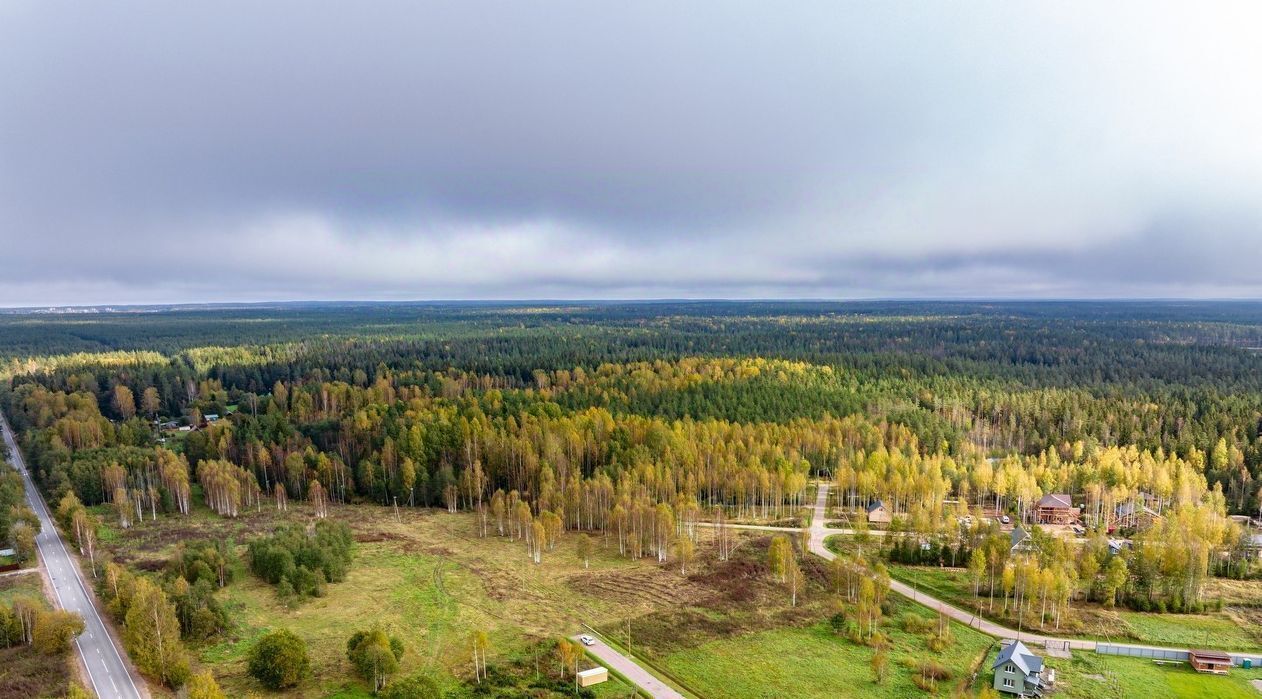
(101, 501), (752, 696)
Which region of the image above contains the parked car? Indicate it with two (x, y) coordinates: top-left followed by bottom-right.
(579, 635), (596, 646)
(1000, 515), (1011, 524)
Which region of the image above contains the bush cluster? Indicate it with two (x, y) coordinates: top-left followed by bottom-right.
(247, 521), (353, 601)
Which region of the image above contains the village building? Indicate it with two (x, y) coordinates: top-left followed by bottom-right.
(1188, 649), (1232, 674)
(1010, 526), (1034, 554)
(1114, 501), (1161, 531)
(993, 640), (1046, 695)
(1244, 533), (1262, 560)
(1035, 493), (1077, 525)
(866, 499), (892, 525)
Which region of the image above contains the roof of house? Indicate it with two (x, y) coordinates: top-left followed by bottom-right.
(0, 548), (15, 558)
(1115, 502), (1160, 517)
(866, 500), (887, 513)
(577, 668), (608, 678)
(1010, 526), (1030, 548)
(1190, 649), (1232, 662)
(994, 640), (1043, 675)
(1037, 493), (1073, 509)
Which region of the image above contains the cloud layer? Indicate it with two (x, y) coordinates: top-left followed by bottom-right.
(2, 1), (1262, 305)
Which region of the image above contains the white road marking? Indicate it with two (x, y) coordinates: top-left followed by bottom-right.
(2, 412), (143, 699)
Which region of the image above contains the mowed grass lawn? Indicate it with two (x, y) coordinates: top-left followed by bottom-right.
(1039, 650), (1262, 699)
(656, 600), (994, 699)
(882, 560), (1262, 652)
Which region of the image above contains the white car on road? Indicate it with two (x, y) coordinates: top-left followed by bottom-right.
(579, 635), (596, 646)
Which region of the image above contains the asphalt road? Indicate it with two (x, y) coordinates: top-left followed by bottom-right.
(571, 635), (684, 699)
(2, 410), (144, 699)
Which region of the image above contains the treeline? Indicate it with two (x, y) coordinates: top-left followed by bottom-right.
(7, 303), (1262, 513)
(888, 506), (1236, 631)
(0, 468), (39, 564)
(5, 356), (1260, 539)
(57, 490), (230, 690)
(0, 597), (84, 655)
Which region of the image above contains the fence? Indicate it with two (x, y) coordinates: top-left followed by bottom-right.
(1095, 644), (1188, 662)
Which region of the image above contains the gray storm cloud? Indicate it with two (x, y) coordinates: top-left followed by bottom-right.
(1, 1), (1261, 305)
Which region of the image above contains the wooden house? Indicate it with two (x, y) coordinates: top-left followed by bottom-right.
(1189, 649), (1232, 674)
(1035, 493), (1077, 525)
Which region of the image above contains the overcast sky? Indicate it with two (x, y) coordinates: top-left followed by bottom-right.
(2, 2), (1262, 306)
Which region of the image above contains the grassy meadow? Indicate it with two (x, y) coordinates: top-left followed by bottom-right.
(1026, 649), (1262, 699)
(95, 498), (735, 697)
(653, 601), (995, 698)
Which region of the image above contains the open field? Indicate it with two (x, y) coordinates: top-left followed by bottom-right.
(1026, 649), (1262, 699)
(573, 536), (999, 699)
(96, 500), (745, 697)
(652, 601), (994, 698)
(93, 496), (1262, 698)
(0, 568), (44, 606)
(882, 562), (1262, 651)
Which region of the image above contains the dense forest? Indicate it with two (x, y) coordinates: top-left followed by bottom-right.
(4, 302), (1262, 511)
(4, 300), (1262, 693)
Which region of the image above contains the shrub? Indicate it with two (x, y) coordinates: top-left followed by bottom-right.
(32, 609), (85, 655)
(167, 540), (235, 588)
(901, 613), (932, 634)
(912, 660), (952, 692)
(917, 660), (951, 681)
(184, 670), (226, 699)
(926, 632), (952, 652)
(347, 626), (405, 692)
(379, 673), (442, 699)
(248, 629), (310, 690)
(168, 578), (230, 641)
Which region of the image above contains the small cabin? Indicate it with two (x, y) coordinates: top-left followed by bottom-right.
(866, 500), (892, 525)
(577, 667), (608, 687)
(1189, 649), (1232, 674)
(1035, 494), (1077, 525)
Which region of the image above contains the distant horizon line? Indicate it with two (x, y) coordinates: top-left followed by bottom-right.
(5, 297), (1262, 314)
